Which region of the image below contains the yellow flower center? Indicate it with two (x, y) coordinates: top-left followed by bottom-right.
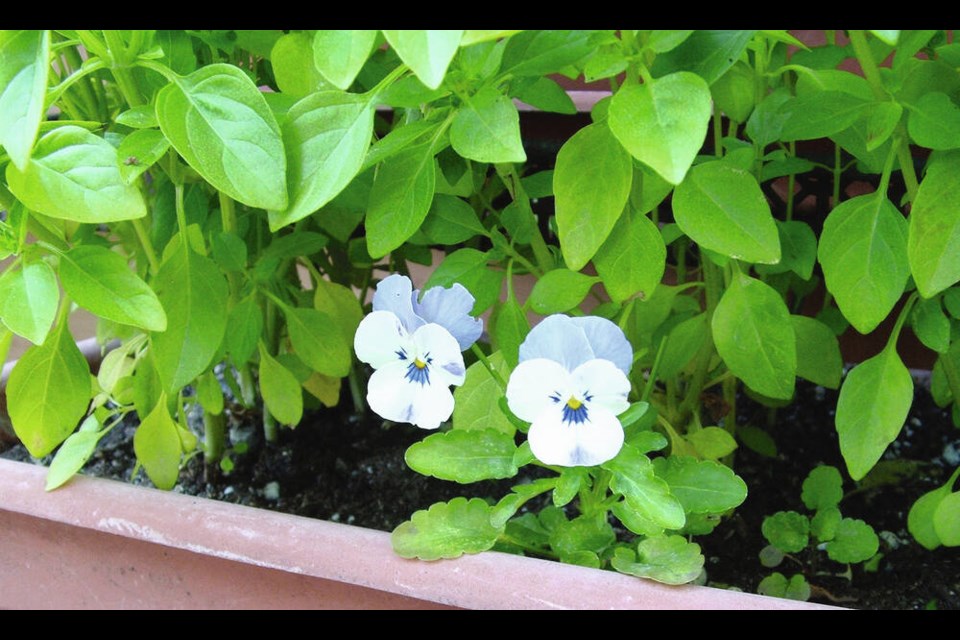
(566, 398), (582, 410)
(414, 358), (427, 369)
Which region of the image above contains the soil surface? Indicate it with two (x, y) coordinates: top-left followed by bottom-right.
(3, 375), (959, 610)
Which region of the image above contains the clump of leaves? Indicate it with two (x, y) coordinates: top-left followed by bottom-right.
(758, 465), (880, 601)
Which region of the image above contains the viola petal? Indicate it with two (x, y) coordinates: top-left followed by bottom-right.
(572, 359), (631, 415)
(354, 310), (411, 368)
(372, 274), (424, 334)
(505, 358), (571, 423)
(528, 403), (625, 467)
(570, 316), (633, 376)
(414, 283), (483, 351)
(412, 323), (467, 386)
(366, 360), (455, 430)
(518, 314), (595, 371)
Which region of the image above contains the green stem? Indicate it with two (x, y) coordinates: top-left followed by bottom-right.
(131, 218), (160, 275)
(46, 58), (107, 109)
(886, 292), (919, 351)
(61, 45), (99, 119)
(676, 255), (724, 426)
(203, 409), (226, 465)
(877, 137), (900, 197)
(238, 363), (257, 408)
(348, 365), (367, 416)
(642, 334), (669, 404)
(471, 343), (507, 389)
(786, 142), (797, 221)
(712, 109), (724, 157)
(833, 143), (842, 208)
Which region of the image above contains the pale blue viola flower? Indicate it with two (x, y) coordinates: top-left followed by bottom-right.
(354, 310), (466, 430)
(372, 274), (483, 351)
(507, 315), (633, 466)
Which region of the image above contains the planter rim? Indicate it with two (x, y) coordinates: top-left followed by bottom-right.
(0, 457), (837, 609)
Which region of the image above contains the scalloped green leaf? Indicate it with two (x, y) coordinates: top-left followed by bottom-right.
(604, 444), (686, 530)
(405, 429), (518, 482)
(611, 535), (704, 585)
(762, 511), (810, 553)
(652, 455), (747, 514)
(391, 497), (503, 560)
(801, 465), (844, 511)
(825, 518), (879, 563)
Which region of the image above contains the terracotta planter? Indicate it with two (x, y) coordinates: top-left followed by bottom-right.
(0, 342), (836, 610)
(0, 458), (838, 610)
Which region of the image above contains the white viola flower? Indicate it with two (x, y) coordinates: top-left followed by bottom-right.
(507, 315), (633, 467)
(372, 273), (483, 351)
(354, 310), (466, 430)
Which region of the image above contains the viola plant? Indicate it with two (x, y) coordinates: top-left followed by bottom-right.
(2, 29), (960, 587)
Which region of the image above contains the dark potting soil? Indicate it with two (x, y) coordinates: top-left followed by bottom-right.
(3, 376), (959, 610)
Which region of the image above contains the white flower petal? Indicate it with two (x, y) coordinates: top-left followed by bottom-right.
(414, 283), (483, 351)
(528, 403), (625, 467)
(505, 358), (572, 423)
(354, 311), (411, 368)
(366, 361), (455, 430)
(570, 316), (634, 376)
(572, 359), (631, 415)
(518, 315), (595, 371)
(372, 274), (424, 334)
(412, 323), (466, 386)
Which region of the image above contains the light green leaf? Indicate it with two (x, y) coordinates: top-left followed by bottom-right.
(553, 468), (585, 508)
(282, 306), (351, 378)
(604, 444), (686, 530)
(133, 394), (181, 490)
(512, 76), (576, 114)
(528, 268), (599, 315)
(673, 161), (779, 264)
(421, 195), (486, 244)
(155, 63), (287, 210)
(391, 497), (503, 560)
(911, 297), (950, 354)
(865, 101), (902, 151)
(870, 30), (900, 45)
(657, 313), (708, 379)
(312, 30), (377, 90)
(60, 245), (167, 332)
(270, 32), (327, 97)
(450, 86), (525, 163)
(0, 30), (49, 170)
(907, 92), (960, 150)
(611, 535), (704, 585)
(491, 296), (528, 369)
(453, 354), (515, 435)
(651, 30), (755, 85)
(819, 194), (908, 333)
(554, 123), (632, 270)
(7, 322), (90, 458)
(792, 315), (842, 389)
(746, 87), (792, 147)
(909, 154), (960, 297)
(0, 260), (58, 345)
(226, 296), (262, 365)
(756, 220), (817, 280)
(762, 511), (810, 553)
(270, 91), (374, 230)
(151, 247), (228, 393)
(424, 248), (503, 315)
(382, 30), (463, 90)
(500, 30), (594, 77)
(646, 30), (695, 54)
(758, 573), (811, 601)
(117, 129), (170, 184)
(461, 30), (522, 46)
(594, 208), (665, 304)
(909, 478), (955, 550)
(836, 344), (913, 481)
(811, 506), (842, 541)
(609, 72), (712, 185)
(778, 91), (869, 141)
(258, 343), (303, 426)
(313, 279), (363, 344)
(737, 424), (778, 458)
(116, 105), (158, 129)
(365, 142), (436, 258)
(45, 416), (102, 491)
(6, 125), (147, 223)
(549, 514), (614, 557)
(801, 465), (844, 511)
(195, 370), (224, 416)
(825, 518), (880, 563)
(652, 456), (747, 514)
(687, 426), (738, 460)
(211, 231), (247, 272)
(712, 273), (796, 399)
(405, 429), (518, 482)
(934, 491), (960, 546)
(711, 61), (755, 123)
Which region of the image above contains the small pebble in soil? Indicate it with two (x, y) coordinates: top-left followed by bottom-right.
(264, 481), (280, 501)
